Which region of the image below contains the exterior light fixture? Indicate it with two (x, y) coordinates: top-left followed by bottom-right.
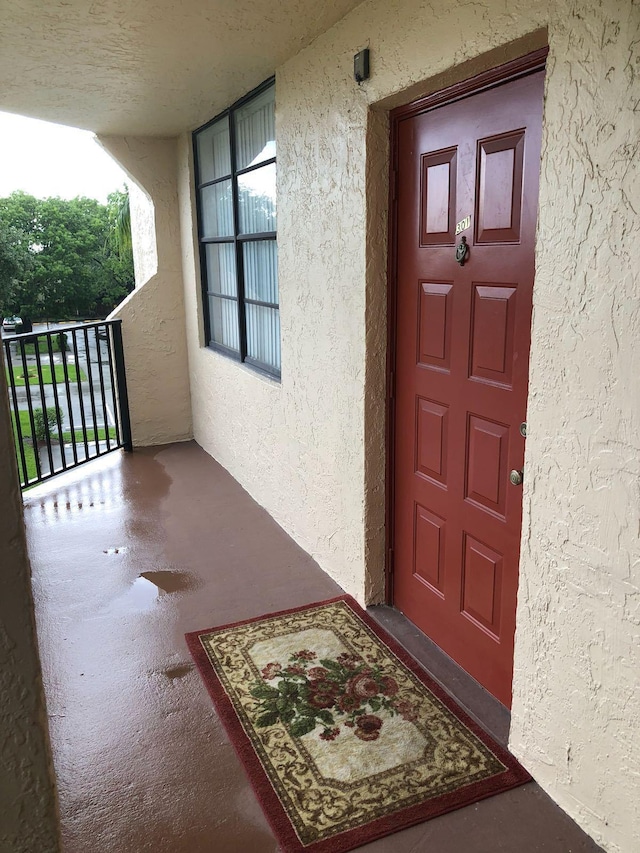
(354, 49), (370, 83)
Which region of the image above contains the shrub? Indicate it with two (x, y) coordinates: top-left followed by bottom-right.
(33, 406), (64, 441)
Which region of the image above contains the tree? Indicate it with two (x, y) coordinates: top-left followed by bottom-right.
(0, 189), (134, 320)
(97, 188), (134, 314)
(0, 220), (32, 315)
(108, 188), (132, 258)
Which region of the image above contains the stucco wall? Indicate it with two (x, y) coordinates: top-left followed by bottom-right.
(0, 353), (60, 852)
(98, 136), (192, 447)
(177, 1), (639, 850)
(127, 181), (158, 286)
(179, 6), (555, 604)
(510, 3), (640, 851)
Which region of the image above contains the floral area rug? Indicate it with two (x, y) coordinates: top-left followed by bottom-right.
(186, 595), (530, 853)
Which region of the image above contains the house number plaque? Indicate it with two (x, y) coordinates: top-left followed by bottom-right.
(455, 215), (471, 235)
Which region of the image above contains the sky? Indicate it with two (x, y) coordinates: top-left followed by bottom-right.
(0, 111), (128, 204)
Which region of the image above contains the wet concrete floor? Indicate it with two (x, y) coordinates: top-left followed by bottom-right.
(24, 442), (603, 852)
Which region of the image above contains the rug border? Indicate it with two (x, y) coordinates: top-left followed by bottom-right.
(185, 594), (531, 853)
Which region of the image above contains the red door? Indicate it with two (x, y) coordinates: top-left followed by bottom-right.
(392, 68), (544, 708)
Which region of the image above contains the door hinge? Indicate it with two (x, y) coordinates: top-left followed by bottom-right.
(388, 371), (395, 400)
(391, 169), (398, 201)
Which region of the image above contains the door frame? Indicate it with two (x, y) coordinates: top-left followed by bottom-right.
(385, 46), (549, 605)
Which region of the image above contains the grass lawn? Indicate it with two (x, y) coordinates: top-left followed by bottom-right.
(10, 410), (38, 484)
(60, 426), (117, 443)
(22, 336), (67, 355)
(10, 407), (118, 487)
(6, 363), (87, 386)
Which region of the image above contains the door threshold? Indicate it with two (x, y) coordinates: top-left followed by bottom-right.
(367, 605), (510, 746)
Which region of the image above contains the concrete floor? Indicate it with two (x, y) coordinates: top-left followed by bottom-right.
(24, 442), (604, 853)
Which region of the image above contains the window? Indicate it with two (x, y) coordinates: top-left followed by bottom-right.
(193, 79), (280, 376)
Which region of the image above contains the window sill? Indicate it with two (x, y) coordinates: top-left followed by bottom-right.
(204, 342), (281, 385)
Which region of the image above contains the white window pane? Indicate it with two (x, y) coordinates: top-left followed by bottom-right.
(234, 86), (275, 171)
(209, 296), (239, 351)
(245, 304), (280, 371)
(206, 244), (237, 297)
(201, 180), (233, 238)
(238, 163), (276, 234)
(196, 117), (231, 183)
(242, 241), (278, 304)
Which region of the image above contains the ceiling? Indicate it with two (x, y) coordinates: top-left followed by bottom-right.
(0, 0), (363, 136)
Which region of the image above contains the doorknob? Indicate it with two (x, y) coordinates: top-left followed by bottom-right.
(509, 469), (524, 486)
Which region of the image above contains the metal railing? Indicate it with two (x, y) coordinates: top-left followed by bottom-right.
(3, 320), (132, 489)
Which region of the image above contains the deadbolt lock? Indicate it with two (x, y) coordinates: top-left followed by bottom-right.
(509, 469), (524, 486)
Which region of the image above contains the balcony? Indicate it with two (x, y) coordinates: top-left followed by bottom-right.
(24, 441), (602, 852)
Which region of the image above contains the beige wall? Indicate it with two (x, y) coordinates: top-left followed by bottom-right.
(176, 1), (639, 850)
(510, 3), (640, 850)
(0, 353), (60, 852)
(127, 181), (158, 287)
(99, 136), (193, 447)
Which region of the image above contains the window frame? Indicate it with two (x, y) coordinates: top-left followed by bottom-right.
(193, 77), (280, 378)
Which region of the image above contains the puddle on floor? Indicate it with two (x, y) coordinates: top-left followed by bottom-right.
(127, 570), (196, 610)
(129, 576), (160, 608)
(139, 570), (194, 593)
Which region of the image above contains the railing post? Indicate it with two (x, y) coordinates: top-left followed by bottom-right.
(111, 320), (133, 452)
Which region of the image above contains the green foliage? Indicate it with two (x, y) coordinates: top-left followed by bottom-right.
(108, 188), (132, 258)
(100, 188), (134, 314)
(0, 189), (134, 320)
(33, 406), (64, 441)
(0, 218), (33, 314)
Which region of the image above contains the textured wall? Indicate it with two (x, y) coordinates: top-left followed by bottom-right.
(0, 353), (60, 852)
(0, 0), (365, 135)
(180, 4), (550, 602)
(510, 3), (640, 852)
(178, 1), (639, 850)
(127, 181), (158, 286)
(99, 136), (193, 447)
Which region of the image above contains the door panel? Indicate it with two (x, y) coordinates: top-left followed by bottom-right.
(476, 131), (525, 242)
(418, 282), (453, 370)
(469, 283), (517, 388)
(392, 70), (544, 707)
(465, 414), (509, 518)
(421, 148), (458, 244)
(416, 397), (449, 485)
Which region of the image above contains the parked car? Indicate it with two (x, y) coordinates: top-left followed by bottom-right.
(2, 316), (22, 332)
